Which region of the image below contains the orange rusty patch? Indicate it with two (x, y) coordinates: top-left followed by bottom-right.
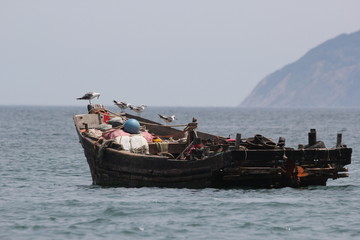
(296, 166), (309, 177)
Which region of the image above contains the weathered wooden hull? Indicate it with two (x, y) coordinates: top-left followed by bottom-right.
(79, 133), (222, 188)
(77, 129), (351, 188)
(74, 113), (352, 188)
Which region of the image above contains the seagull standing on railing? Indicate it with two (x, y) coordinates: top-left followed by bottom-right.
(158, 114), (177, 125)
(129, 104), (146, 116)
(76, 92), (100, 104)
(113, 100), (130, 112)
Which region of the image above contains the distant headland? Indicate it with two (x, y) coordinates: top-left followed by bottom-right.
(240, 30), (360, 108)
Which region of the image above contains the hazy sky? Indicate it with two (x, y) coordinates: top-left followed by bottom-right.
(1, 0), (359, 107)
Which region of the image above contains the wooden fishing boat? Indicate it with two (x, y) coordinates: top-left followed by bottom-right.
(73, 105), (352, 188)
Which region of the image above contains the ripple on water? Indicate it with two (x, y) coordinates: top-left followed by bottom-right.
(1, 107), (360, 240)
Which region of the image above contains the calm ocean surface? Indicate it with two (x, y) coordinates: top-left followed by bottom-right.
(1, 106), (359, 240)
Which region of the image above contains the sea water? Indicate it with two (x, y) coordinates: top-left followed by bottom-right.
(0, 106), (359, 240)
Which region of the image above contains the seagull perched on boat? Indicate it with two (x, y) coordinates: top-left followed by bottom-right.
(158, 114), (177, 124)
(76, 92), (100, 104)
(113, 100), (130, 112)
(129, 104), (146, 116)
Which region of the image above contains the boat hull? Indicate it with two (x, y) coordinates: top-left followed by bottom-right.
(78, 132), (351, 188)
(74, 112), (352, 188)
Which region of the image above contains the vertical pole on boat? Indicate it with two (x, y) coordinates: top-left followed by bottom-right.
(336, 133), (342, 147)
(97, 113), (103, 124)
(278, 137), (286, 148)
(235, 133), (242, 149)
(308, 129), (317, 146)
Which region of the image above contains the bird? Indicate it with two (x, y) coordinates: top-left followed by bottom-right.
(76, 92), (100, 104)
(158, 114), (177, 124)
(113, 100), (130, 112)
(129, 104), (146, 116)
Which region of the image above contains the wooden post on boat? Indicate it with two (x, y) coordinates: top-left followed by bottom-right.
(336, 133), (342, 147)
(278, 137), (286, 148)
(308, 129), (317, 146)
(235, 133), (242, 149)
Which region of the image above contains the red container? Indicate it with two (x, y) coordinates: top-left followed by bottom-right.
(103, 115), (110, 123)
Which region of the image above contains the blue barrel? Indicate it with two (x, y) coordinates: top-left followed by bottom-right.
(124, 119), (141, 134)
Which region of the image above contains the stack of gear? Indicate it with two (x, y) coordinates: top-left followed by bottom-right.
(114, 119), (150, 154)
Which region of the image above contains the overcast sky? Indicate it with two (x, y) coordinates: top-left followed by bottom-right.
(1, 0), (359, 107)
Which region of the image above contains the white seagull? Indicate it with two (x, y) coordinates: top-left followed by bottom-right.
(113, 100), (130, 112)
(129, 104), (146, 116)
(76, 92), (100, 104)
(158, 114), (177, 125)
